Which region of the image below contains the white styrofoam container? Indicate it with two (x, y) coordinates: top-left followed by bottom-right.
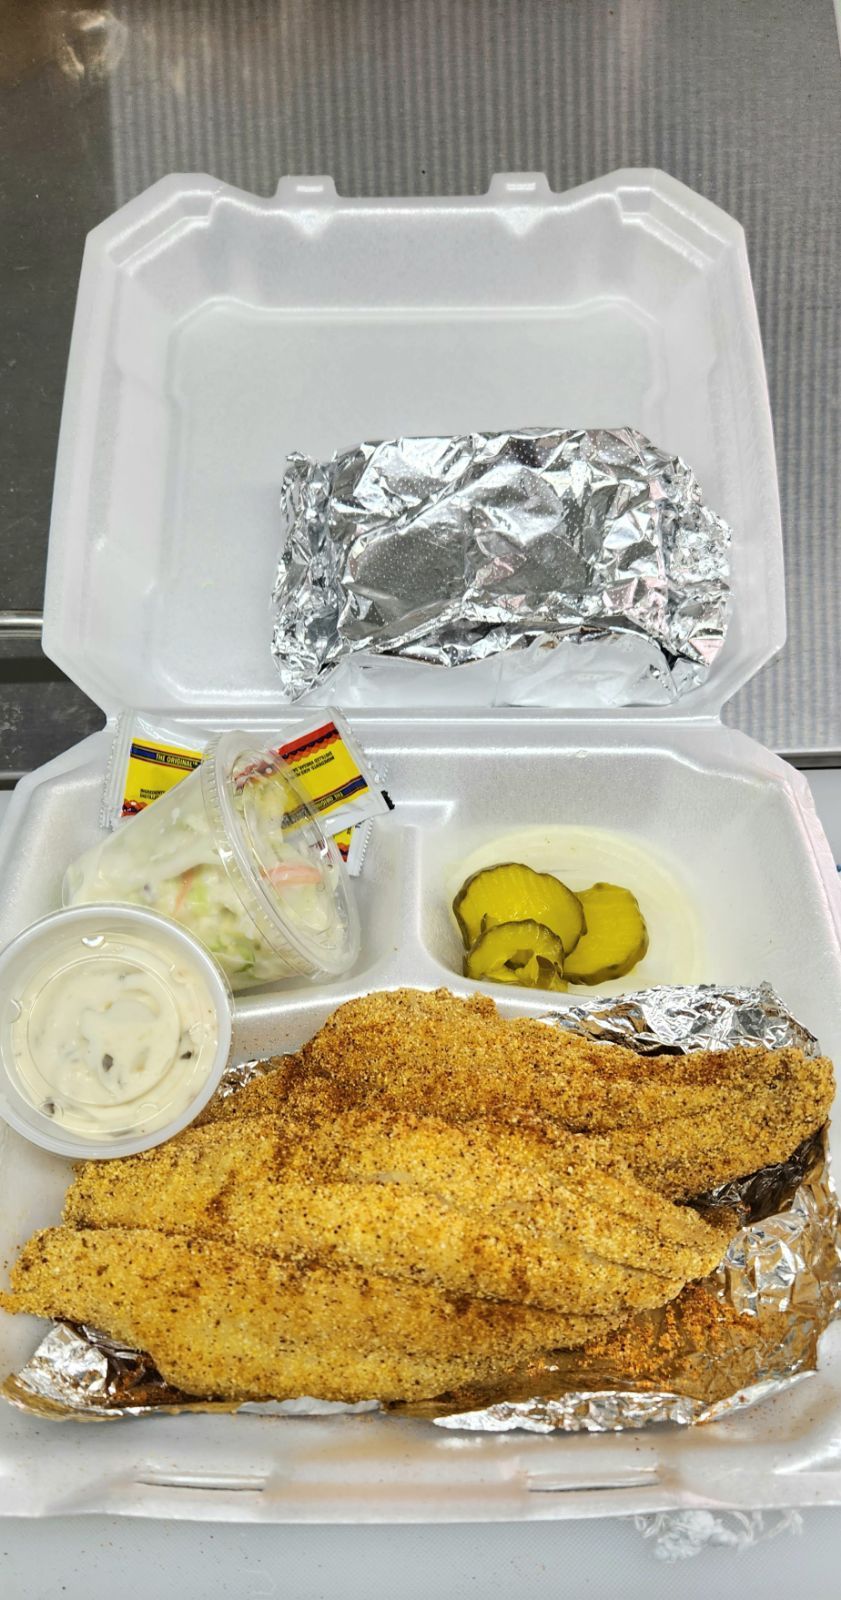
(2, 170), (841, 1523)
(43, 168), (784, 719)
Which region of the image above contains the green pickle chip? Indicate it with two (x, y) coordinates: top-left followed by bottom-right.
(453, 858), (649, 992)
(563, 882), (648, 985)
(454, 863), (584, 953)
(464, 919), (567, 990)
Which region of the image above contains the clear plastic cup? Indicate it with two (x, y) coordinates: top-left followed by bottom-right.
(0, 904), (232, 1159)
(63, 732), (360, 991)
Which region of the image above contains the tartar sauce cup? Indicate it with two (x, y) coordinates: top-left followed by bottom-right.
(0, 904), (233, 1159)
(62, 732), (360, 992)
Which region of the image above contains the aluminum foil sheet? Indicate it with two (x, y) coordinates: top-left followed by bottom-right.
(4, 984), (839, 1430)
(549, 980), (821, 1059)
(271, 428), (732, 706)
(430, 1132), (840, 1432)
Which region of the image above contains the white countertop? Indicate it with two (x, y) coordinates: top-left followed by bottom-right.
(2, 772), (841, 1596)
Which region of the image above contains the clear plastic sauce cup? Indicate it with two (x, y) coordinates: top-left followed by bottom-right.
(63, 732), (360, 991)
(0, 904), (233, 1159)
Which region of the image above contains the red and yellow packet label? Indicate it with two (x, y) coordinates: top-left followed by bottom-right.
(119, 714), (387, 876)
(122, 738), (202, 816)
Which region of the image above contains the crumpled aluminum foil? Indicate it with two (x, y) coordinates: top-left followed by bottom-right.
(633, 1508), (804, 1562)
(271, 428), (732, 706)
(552, 979), (822, 1058)
(4, 984), (839, 1430)
(429, 1134), (839, 1432)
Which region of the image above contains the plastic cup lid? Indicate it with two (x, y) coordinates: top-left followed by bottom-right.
(201, 732), (360, 978)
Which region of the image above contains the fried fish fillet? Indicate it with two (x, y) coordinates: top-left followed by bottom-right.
(4, 986), (827, 1408)
(64, 1109), (731, 1316)
(218, 989), (832, 1200)
(0, 1228), (611, 1401)
(196, 1054), (306, 1126)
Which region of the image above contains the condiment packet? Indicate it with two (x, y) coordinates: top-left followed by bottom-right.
(270, 717), (391, 837)
(101, 711), (390, 875)
(100, 715), (212, 826)
(332, 822), (373, 874)
(119, 728), (204, 816)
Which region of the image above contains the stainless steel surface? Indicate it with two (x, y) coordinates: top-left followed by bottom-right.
(1, 0), (840, 768)
(782, 750), (841, 770)
(0, 1509), (839, 1600)
(0, 613), (42, 640)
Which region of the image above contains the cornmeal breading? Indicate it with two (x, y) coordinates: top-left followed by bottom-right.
(2, 987), (830, 1405)
(1, 1227), (615, 1400)
(64, 1110), (730, 1316)
(250, 989), (833, 1200)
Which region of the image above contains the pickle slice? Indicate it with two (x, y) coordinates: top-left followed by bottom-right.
(464, 919), (567, 990)
(484, 956), (569, 991)
(454, 863), (585, 953)
(563, 883), (648, 985)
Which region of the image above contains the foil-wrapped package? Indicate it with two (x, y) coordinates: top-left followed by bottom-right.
(271, 428), (731, 706)
(3, 983), (838, 1432)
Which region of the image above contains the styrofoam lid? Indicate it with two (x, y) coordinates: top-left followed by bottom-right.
(43, 168), (784, 720)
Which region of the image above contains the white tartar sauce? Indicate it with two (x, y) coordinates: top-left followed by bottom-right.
(10, 929), (220, 1140)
